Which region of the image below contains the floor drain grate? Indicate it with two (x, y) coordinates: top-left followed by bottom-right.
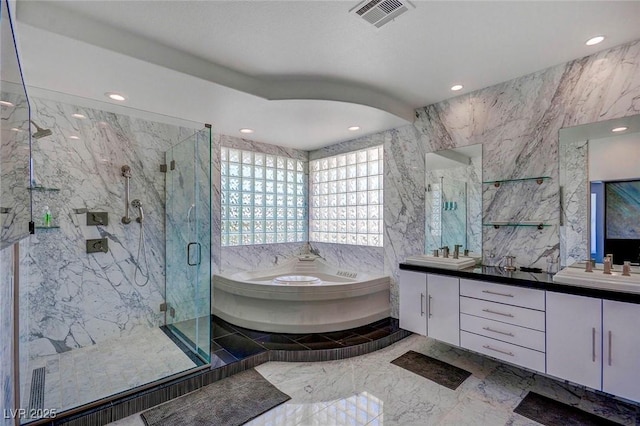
(28, 367), (46, 412)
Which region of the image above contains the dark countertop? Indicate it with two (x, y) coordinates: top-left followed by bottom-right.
(399, 263), (640, 304)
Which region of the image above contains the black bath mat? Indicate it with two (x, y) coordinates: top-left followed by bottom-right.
(390, 350), (471, 390)
(141, 369), (290, 426)
(514, 392), (622, 426)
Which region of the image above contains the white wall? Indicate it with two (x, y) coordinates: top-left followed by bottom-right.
(589, 131), (640, 181)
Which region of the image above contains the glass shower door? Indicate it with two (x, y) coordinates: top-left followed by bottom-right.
(165, 127), (211, 363)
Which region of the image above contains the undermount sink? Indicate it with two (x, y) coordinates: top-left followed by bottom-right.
(405, 254), (476, 270)
(553, 264), (640, 294)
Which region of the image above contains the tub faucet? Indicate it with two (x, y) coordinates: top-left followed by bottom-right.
(440, 246), (450, 258)
(453, 244), (463, 259)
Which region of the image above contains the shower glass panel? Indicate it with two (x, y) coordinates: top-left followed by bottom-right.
(165, 127), (211, 363)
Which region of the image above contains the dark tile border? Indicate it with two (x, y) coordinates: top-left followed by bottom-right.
(38, 325), (410, 426)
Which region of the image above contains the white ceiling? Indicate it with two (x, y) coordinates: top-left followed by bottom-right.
(13, 1), (640, 150)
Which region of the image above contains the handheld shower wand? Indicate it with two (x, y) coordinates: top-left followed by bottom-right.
(132, 199), (144, 223)
(131, 199), (149, 286)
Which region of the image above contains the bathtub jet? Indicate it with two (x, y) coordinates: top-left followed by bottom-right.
(212, 255), (391, 334)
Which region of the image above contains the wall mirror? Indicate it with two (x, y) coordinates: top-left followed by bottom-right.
(559, 114), (640, 267)
(1, 2), (32, 249)
(425, 144), (482, 256)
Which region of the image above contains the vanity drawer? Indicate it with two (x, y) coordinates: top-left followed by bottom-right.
(460, 313), (545, 352)
(461, 331), (545, 373)
(460, 279), (545, 310)
(460, 296), (545, 331)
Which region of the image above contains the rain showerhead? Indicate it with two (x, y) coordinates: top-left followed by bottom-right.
(30, 120), (52, 139)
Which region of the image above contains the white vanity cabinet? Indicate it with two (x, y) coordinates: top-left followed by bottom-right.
(399, 270), (460, 345)
(547, 293), (640, 402)
(546, 292), (602, 390)
(602, 300), (640, 402)
(459, 279), (546, 373)
(399, 270), (427, 335)
(426, 274), (460, 346)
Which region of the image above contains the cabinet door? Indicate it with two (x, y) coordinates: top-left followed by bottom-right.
(427, 274), (460, 346)
(399, 270), (427, 335)
(603, 300), (640, 402)
(546, 292), (602, 390)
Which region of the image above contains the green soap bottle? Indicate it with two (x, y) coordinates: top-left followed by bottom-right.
(43, 206), (52, 227)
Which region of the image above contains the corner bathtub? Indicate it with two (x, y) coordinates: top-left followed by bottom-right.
(212, 256), (391, 333)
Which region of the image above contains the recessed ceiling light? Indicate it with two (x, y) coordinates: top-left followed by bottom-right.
(0, 100), (14, 107)
(105, 92), (126, 101)
(450, 84), (464, 91)
(69, 135), (80, 140)
(72, 113), (86, 119)
(611, 126), (628, 133)
(348, 126), (361, 131)
(239, 128), (254, 134)
(586, 36), (605, 46)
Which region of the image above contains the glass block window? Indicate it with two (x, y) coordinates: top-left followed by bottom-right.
(221, 147), (307, 246)
(309, 146), (383, 247)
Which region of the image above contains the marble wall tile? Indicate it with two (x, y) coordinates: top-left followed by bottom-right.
(306, 39), (640, 318)
(23, 97), (200, 358)
(1, 244), (15, 424)
(560, 139), (588, 266)
(416, 39), (640, 270)
(310, 124), (426, 318)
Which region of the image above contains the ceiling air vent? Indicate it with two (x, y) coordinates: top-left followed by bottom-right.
(350, 0), (414, 28)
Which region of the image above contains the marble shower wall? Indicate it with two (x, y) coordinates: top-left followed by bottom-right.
(23, 97), (197, 358)
(1, 245), (15, 424)
(310, 39), (640, 317)
(217, 134), (308, 275)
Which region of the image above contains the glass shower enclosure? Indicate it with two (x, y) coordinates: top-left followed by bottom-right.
(165, 127), (212, 363)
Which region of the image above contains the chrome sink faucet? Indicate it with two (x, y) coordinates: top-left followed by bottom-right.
(440, 246), (450, 258)
(453, 244), (463, 259)
(603, 257), (612, 275)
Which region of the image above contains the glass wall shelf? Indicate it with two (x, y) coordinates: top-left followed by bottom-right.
(483, 176), (551, 187)
(483, 222), (551, 230)
(35, 225), (60, 230)
(28, 186), (60, 192)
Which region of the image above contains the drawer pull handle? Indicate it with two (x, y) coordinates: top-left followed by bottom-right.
(482, 308), (514, 318)
(482, 345), (514, 357)
(483, 327), (514, 337)
(608, 330), (612, 366)
(482, 290), (514, 298)
(420, 293), (425, 316)
(592, 327), (596, 363)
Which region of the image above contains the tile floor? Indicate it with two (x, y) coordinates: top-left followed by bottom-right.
(109, 334), (640, 426)
(22, 327), (196, 414)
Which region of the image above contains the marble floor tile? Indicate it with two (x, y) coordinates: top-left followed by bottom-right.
(103, 333), (640, 426)
(23, 327), (196, 415)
